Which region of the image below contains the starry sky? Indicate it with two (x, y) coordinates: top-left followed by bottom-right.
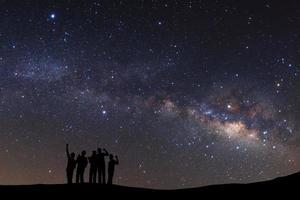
(0, 0), (300, 189)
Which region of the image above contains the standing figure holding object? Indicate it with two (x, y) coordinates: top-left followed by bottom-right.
(107, 154), (119, 185)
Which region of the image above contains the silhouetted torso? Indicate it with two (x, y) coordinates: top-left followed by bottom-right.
(97, 153), (107, 166)
(89, 155), (97, 169)
(67, 157), (76, 171)
(108, 159), (118, 174)
(77, 155), (88, 170)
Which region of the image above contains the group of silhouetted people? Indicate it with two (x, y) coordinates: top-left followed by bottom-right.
(66, 144), (119, 185)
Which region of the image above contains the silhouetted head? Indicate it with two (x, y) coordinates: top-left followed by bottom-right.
(97, 148), (102, 153)
(70, 152), (75, 159)
(81, 150), (86, 156)
(109, 154), (114, 160)
(92, 151), (96, 156)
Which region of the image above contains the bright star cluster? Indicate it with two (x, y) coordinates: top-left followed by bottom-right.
(0, 0), (299, 189)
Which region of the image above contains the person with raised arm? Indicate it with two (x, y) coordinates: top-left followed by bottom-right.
(66, 144), (77, 184)
(96, 148), (109, 184)
(107, 154), (119, 185)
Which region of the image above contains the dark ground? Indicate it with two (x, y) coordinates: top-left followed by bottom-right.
(0, 172), (299, 198)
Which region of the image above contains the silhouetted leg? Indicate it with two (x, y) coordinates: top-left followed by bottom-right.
(71, 170), (74, 184)
(98, 168), (101, 184)
(101, 165), (106, 184)
(107, 171), (112, 185)
(92, 170), (97, 183)
(100, 167), (103, 184)
(80, 169), (85, 183)
(103, 167), (106, 184)
(67, 170), (73, 184)
(76, 170), (80, 183)
(95, 168), (97, 183)
(71, 171), (74, 184)
(66, 170), (69, 184)
(89, 168), (92, 183)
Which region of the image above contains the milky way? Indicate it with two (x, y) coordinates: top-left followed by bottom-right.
(0, 0), (299, 189)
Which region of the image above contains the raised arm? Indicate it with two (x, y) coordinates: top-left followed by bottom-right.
(115, 156), (119, 165)
(66, 144), (70, 159)
(103, 148), (109, 156)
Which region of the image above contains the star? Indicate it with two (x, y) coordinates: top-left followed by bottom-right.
(49, 13), (56, 20)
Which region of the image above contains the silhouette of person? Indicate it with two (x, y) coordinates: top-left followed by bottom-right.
(88, 151), (97, 184)
(107, 154), (119, 185)
(66, 144), (77, 184)
(76, 150), (88, 183)
(96, 148), (109, 184)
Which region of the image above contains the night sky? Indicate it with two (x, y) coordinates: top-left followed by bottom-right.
(0, 0), (300, 189)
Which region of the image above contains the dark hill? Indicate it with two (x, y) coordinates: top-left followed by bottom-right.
(0, 172), (299, 198)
